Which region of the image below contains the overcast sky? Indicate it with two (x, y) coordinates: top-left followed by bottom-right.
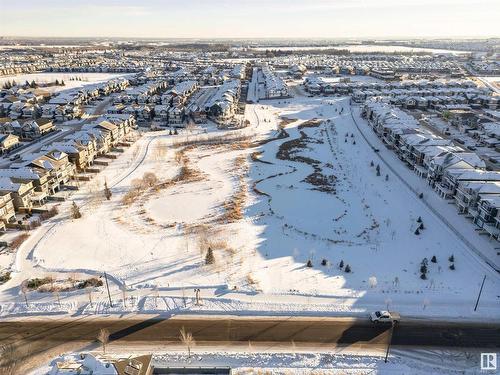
(0, 0), (498, 39)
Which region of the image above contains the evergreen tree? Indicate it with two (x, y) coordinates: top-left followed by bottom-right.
(339, 260), (344, 269)
(376, 164), (380, 176)
(417, 216), (422, 223)
(370, 160), (374, 167)
(385, 174), (389, 181)
(344, 264), (351, 273)
(419, 222), (424, 230)
(71, 202), (82, 219)
(431, 255), (437, 263)
(321, 259), (328, 266)
(306, 259), (313, 267)
(448, 254), (454, 262)
(449, 263), (455, 270)
(30, 80), (37, 88)
(414, 228), (420, 235)
(55, 79), (59, 86)
(174, 128), (178, 135)
(420, 263), (427, 275)
(60, 80), (65, 86)
(205, 247), (215, 265)
(104, 181), (112, 200)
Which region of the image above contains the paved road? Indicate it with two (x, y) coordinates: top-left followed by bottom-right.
(1, 315), (499, 371)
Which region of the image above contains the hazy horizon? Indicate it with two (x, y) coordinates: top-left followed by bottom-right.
(0, 0), (499, 39)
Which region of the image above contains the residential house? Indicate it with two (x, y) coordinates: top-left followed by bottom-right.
(0, 177), (35, 212)
(0, 192), (15, 230)
(0, 133), (19, 154)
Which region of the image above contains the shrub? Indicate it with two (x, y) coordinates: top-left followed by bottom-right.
(321, 259), (328, 266)
(27, 277), (53, 289)
(40, 206), (59, 221)
(0, 271), (11, 284)
(29, 220), (41, 229)
(71, 202), (82, 219)
(78, 277), (103, 289)
(9, 233), (30, 250)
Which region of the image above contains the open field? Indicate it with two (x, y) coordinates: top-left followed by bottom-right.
(0, 85), (499, 322)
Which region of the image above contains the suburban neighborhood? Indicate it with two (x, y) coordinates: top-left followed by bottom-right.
(0, 1), (499, 373)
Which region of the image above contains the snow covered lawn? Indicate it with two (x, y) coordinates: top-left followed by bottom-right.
(1, 87), (499, 321)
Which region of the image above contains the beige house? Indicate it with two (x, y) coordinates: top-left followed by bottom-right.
(0, 192), (15, 230)
(0, 177), (35, 212)
(0, 133), (20, 154)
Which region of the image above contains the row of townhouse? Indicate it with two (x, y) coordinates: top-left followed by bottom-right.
(113, 80), (202, 127)
(0, 89), (51, 119)
(270, 54), (461, 74)
(305, 78), (499, 109)
(0, 149), (75, 227)
(259, 65), (289, 99)
(49, 115), (136, 171)
(0, 61), (48, 77)
(0, 78), (130, 123)
(363, 100), (500, 241)
(0, 115), (136, 228)
(200, 79), (241, 125)
(0, 118), (56, 141)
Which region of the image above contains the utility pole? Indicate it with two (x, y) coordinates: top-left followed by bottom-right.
(385, 322), (395, 363)
(474, 275), (486, 312)
(104, 272), (113, 307)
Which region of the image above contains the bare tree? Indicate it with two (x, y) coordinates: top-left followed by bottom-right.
(68, 273), (78, 288)
(179, 327), (195, 358)
(53, 290), (61, 306)
(120, 283), (127, 307)
(87, 288), (93, 307)
(97, 328), (110, 354)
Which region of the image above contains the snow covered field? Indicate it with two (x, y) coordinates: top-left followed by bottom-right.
(0, 84), (499, 321)
(0, 72), (132, 93)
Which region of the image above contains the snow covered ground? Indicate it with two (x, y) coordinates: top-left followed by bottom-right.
(0, 72), (132, 93)
(32, 348), (487, 375)
(1, 83), (499, 321)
